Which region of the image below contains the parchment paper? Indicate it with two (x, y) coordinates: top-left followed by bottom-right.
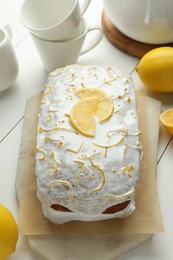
(17, 92), (164, 235)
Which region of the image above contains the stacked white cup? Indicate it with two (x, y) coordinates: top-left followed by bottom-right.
(20, 0), (103, 72)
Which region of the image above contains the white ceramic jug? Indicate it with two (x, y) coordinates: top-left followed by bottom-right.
(0, 24), (19, 92)
(103, 0), (173, 44)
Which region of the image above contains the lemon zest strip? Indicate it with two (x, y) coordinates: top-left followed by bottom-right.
(38, 124), (59, 132)
(74, 160), (85, 187)
(53, 167), (59, 173)
(103, 187), (135, 199)
(67, 86), (77, 93)
(123, 146), (127, 166)
(116, 72), (124, 78)
(65, 113), (70, 118)
(122, 146), (135, 177)
(48, 107), (59, 112)
(35, 147), (47, 160)
(127, 96), (131, 103)
(59, 127), (77, 134)
(121, 164), (135, 172)
(93, 136), (124, 157)
(50, 151), (60, 165)
(124, 141), (142, 150)
(106, 128), (127, 142)
(67, 141), (84, 154)
(128, 129), (141, 136)
(106, 66), (115, 78)
(41, 100), (47, 105)
(112, 169), (120, 175)
(45, 136), (64, 142)
(38, 124), (76, 134)
(118, 88), (128, 99)
(48, 180), (73, 200)
(43, 85), (54, 96)
(48, 167), (59, 176)
(58, 141), (63, 148)
(81, 82), (86, 88)
(104, 78), (117, 85)
(48, 73), (56, 77)
(107, 128), (141, 142)
(77, 154), (87, 160)
(89, 156), (105, 193)
(45, 114), (53, 122)
(90, 158), (106, 192)
(93, 136), (124, 148)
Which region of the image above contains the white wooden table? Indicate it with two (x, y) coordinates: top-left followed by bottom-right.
(0, 1), (173, 259)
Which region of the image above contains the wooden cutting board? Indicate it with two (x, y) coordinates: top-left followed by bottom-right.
(15, 92), (161, 259)
(102, 10), (173, 58)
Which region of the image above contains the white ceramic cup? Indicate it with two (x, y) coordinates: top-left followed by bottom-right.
(0, 24), (19, 92)
(31, 19), (102, 72)
(20, 0), (91, 41)
(103, 0), (173, 44)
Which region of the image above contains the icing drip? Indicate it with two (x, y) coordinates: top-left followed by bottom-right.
(48, 180), (73, 200)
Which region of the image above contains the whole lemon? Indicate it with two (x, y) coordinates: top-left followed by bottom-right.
(136, 47), (173, 92)
(0, 204), (18, 260)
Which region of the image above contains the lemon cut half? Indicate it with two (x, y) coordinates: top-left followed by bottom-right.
(70, 88), (114, 137)
(160, 108), (173, 135)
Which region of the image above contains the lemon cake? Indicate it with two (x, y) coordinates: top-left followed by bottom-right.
(35, 64), (142, 224)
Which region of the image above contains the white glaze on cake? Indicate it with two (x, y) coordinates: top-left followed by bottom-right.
(35, 65), (142, 224)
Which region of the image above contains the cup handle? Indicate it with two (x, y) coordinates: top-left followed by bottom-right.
(80, 25), (103, 56)
(2, 23), (12, 39)
(80, 0), (91, 15)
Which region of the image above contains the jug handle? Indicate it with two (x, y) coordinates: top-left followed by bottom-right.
(2, 23), (12, 39)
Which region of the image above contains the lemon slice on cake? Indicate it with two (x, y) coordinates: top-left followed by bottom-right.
(75, 88), (114, 122)
(70, 88), (114, 137)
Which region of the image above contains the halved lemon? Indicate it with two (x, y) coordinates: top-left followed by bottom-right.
(160, 108), (173, 135)
(70, 88), (114, 137)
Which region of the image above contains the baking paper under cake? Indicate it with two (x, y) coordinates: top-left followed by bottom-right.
(35, 65), (142, 224)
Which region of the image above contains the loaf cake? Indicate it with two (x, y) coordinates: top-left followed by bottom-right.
(35, 64), (142, 224)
